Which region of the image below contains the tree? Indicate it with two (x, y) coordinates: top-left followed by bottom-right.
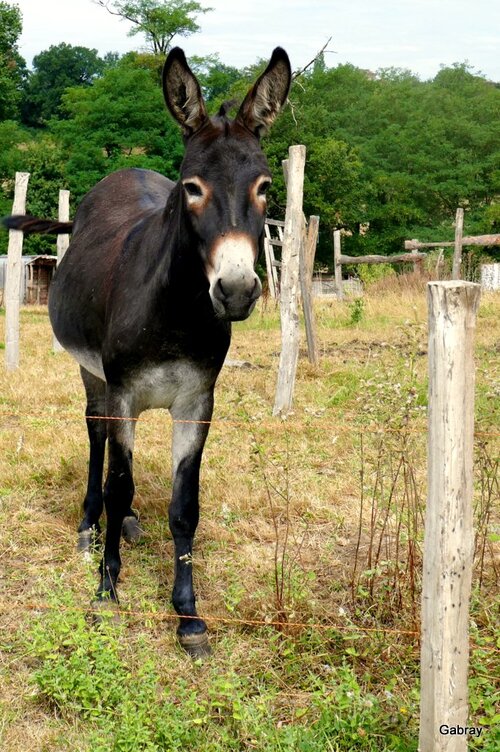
(53, 61), (184, 201)
(0, 1), (26, 120)
(0, 136), (66, 255)
(188, 54), (241, 104)
(21, 43), (106, 127)
(0, 120), (27, 224)
(95, 0), (212, 55)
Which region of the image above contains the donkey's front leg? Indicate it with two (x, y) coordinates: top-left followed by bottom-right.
(94, 387), (137, 612)
(78, 367), (107, 552)
(169, 390), (213, 657)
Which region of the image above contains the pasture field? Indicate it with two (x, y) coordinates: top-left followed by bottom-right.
(0, 281), (498, 751)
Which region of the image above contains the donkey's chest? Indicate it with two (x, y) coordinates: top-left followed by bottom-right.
(129, 360), (217, 412)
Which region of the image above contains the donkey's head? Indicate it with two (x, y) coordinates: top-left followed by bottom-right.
(163, 47), (291, 321)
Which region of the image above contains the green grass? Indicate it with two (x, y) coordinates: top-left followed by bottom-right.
(0, 289), (498, 751)
(20, 585), (420, 752)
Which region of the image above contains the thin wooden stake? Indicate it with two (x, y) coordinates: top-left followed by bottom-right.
(53, 189), (70, 352)
(5, 172), (30, 371)
(306, 215), (319, 279)
(452, 208), (464, 280)
(264, 222), (279, 299)
(300, 217), (319, 366)
(419, 281), (481, 752)
(333, 230), (343, 300)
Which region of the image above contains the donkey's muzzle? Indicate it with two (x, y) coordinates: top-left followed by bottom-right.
(208, 232), (262, 320)
(212, 274), (262, 321)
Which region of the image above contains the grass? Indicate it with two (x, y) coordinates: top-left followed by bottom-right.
(0, 283), (498, 751)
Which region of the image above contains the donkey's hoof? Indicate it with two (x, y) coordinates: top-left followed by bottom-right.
(77, 527), (101, 554)
(179, 631), (211, 659)
(122, 515), (143, 544)
(90, 599), (121, 626)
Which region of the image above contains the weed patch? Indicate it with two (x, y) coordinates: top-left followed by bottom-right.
(1, 293), (498, 750)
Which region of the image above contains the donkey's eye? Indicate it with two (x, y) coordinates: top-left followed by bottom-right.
(183, 182), (204, 198)
(257, 180), (271, 196)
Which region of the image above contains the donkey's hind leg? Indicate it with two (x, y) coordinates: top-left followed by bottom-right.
(78, 366), (107, 552)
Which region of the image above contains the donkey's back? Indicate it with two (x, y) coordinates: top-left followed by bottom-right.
(49, 168), (175, 375)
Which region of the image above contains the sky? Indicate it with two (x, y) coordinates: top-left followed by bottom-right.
(11, 0), (500, 81)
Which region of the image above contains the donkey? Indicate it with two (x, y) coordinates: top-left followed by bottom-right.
(4, 47), (291, 656)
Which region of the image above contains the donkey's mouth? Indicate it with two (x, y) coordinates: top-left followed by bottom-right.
(210, 274), (262, 321)
(211, 294), (260, 322)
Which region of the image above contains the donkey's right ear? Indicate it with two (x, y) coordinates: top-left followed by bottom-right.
(163, 48), (208, 137)
(235, 47), (291, 138)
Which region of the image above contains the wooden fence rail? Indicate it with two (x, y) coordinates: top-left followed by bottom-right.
(333, 208), (500, 296)
(404, 234), (500, 251)
(333, 230), (424, 299)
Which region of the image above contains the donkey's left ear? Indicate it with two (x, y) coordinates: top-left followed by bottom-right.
(236, 47), (291, 138)
(163, 47), (208, 136)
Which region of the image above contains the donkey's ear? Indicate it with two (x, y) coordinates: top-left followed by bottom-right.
(163, 47), (208, 136)
(236, 47), (291, 138)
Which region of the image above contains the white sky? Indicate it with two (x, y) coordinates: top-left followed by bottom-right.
(11, 0), (500, 81)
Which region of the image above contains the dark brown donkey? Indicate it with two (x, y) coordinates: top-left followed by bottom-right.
(4, 47), (291, 656)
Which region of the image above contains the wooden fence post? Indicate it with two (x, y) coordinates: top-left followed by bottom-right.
(300, 216), (319, 366)
(283, 157), (318, 365)
(53, 189), (70, 352)
(333, 230), (343, 300)
(273, 145), (306, 417)
(452, 208), (464, 280)
(419, 281), (481, 752)
(5, 172), (30, 371)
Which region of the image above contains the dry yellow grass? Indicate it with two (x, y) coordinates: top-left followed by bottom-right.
(0, 285), (498, 750)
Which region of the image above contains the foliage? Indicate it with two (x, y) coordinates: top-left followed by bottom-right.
(0, 125), (66, 254)
(356, 263), (396, 286)
(21, 43), (106, 127)
(53, 61), (183, 202)
(95, 0), (213, 54)
(0, 10), (499, 271)
(23, 588), (421, 751)
(305, 138), (364, 229)
(0, 1), (26, 120)
(20, 137), (67, 255)
(189, 54), (242, 104)
(264, 61), (500, 263)
(348, 297), (365, 325)
(0, 119), (26, 217)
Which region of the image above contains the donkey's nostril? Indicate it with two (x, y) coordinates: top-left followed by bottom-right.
(250, 277), (261, 301)
(215, 278), (228, 301)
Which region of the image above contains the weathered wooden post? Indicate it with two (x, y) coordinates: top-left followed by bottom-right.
(419, 281), (481, 752)
(53, 189), (70, 352)
(333, 230), (343, 300)
(273, 145), (306, 416)
(5, 172), (30, 371)
(283, 154), (318, 366)
(300, 216), (319, 366)
(452, 208), (464, 280)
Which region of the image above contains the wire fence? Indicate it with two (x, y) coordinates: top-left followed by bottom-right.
(1, 408), (498, 439)
(0, 600), (498, 655)
(0, 404), (497, 650)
